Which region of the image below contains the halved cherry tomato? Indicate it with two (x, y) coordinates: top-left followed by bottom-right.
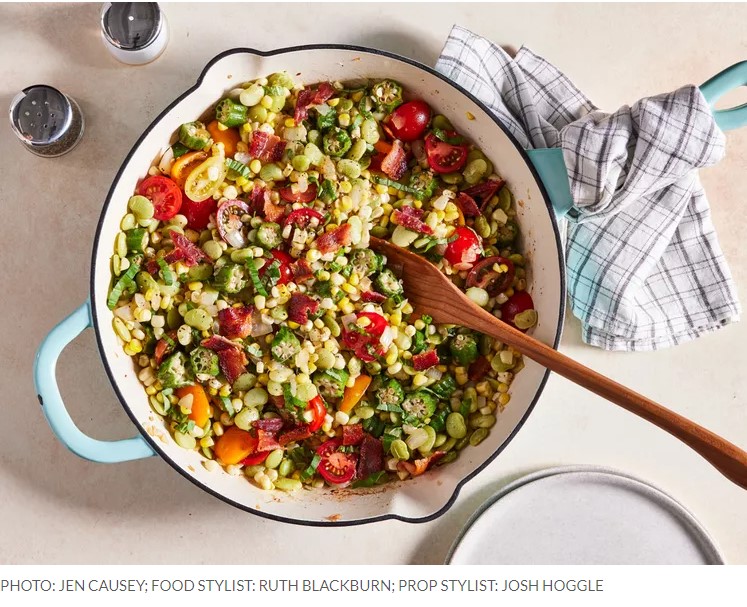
(138, 175), (182, 220)
(206, 120), (240, 158)
(305, 395), (327, 433)
(466, 255), (516, 296)
(316, 438), (357, 485)
(170, 151), (208, 190)
(181, 195), (217, 230)
(444, 226), (482, 269)
(284, 207), (324, 229)
(386, 100), (432, 141)
(341, 312), (388, 362)
(279, 183), (318, 204)
(216, 199), (251, 248)
(175, 385), (211, 428)
(501, 290), (535, 330)
(424, 132), (468, 174)
(260, 249), (293, 285)
(214, 426), (257, 465)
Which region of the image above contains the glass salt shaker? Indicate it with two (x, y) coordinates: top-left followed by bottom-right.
(8, 85), (85, 157)
(100, 2), (168, 65)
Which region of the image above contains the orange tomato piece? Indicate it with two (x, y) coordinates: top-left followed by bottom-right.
(455, 204), (466, 226)
(214, 426), (258, 465)
(339, 374), (372, 413)
(175, 384), (211, 428)
(170, 151), (208, 190)
(207, 120), (241, 158)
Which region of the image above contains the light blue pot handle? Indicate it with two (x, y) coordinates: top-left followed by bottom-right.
(526, 147), (574, 218)
(700, 61), (747, 131)
(33, 300), (156, 463)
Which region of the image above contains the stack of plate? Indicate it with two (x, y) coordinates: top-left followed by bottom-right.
(447, 466), (724, 565)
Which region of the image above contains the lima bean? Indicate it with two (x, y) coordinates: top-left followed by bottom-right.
(446, 412), (467, 439)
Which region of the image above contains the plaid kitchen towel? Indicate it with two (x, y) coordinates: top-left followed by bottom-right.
(436, 25), (741, 350)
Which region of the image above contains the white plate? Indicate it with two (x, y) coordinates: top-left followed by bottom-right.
(447, 466), (724, 565)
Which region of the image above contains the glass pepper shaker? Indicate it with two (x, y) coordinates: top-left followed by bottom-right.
(8, 85), (85, 157)
(100, 2), (168, 65)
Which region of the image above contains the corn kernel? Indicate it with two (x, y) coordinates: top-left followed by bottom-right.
(258, 373), (269, 385)
(412, 373), (429, 388)
(145, 386), (156, 396)
(327, 98), (340, 107)
(389, 310), (402, 326)
(466, 111), (476, 120)
(498, 393), (511, 406)
(284, 118), (296, 128)
(339, 180), (352, 194)
(217, 121), (228, 131)
(235, 176), (249, 187)
(249, 159), (262, 174)
(385, 346), (399, 366)
(341, 283), (357, 295)
(375, 184), (388, 195)
(455, 366), (469, 385)
(124, 339), (143, 356)
(242, 123), (252, 133)
(349, 273), (360, 286)
(338, 113), (350, 127)
(414, 319), (425, 331)
(340, 300), (354, 315)
(219, 384), (231, 397)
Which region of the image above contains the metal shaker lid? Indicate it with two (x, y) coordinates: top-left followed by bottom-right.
(101, 3), (163, 50)
(9, 85), (72, 146)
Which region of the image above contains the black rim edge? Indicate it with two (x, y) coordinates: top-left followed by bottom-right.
(89, 43), (567, 528)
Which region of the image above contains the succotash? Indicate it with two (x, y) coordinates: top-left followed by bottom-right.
(108, 72), (538, 492)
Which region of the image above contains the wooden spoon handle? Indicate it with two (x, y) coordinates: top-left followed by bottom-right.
(466, 306), (747, 489)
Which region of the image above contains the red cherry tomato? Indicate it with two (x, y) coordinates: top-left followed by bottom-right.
(181, 195), (216, 230)
(316, 438), (357, 485)
(279, 183), (318, 203)
(341, 312), (388, 362)
(466, 256), (516, 296)
(305, 395), (327, 433)
(424, 132), (468, 174)
(260, 249), (293, 285)
(138, 175), (183, 220)
(501, 291), (535, 330)
(386, 100), (432, 142)
(284, 207), (324, 229)
(216, 199), (251, 248)
(444, 226), (482, 268)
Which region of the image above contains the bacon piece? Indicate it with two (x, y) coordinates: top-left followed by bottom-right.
(256, 429), (282, 452)
(248, 186), (268, 214)
(361, 291), (387, 304)
(357, 434), (384, 479)
(290, 259), (314, 283)
(168, 230), (210, 266)
(456, 192), (481, 218)
(463, 179), (505, 212)
(412, 349), (439, 371)
(249, 130), (287, 163)
(294, 81), (336, 123)
(263, 198), (286, 223)
(201, 335), (247, 384)
(201, 335), (239, 352)
(218, 306), (253, 339)
(316, 223), (352, 254)
(287, 292), (320, 325)
(342, 424), (365, 447)
(278, 424), (312, 447)
(253, 418), (285, 433)
(145, 259), (160, 276)
(391, 208), (433, 235)
(468, 355), (491, 382)
(163, 249), (186, 264)
(380, 139), (408, 181)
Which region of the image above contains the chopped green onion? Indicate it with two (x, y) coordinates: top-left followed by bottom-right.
(432, 127), (465, 145)
(372, 175), (419, 195)
(107, 262), (140, 310)
(351, 471), (389, 488)
(245, 258), (267, 297)
(157, 258), (175, 286)
(225, 158), (251, 180)
(220, 396), (235, 417)
(171, 142), (190, 159)
(301, 454), (321, 481)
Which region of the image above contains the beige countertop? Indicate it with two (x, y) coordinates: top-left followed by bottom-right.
(2, 2), (746, 564)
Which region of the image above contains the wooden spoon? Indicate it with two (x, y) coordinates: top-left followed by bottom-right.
(370, 236), (747, 489)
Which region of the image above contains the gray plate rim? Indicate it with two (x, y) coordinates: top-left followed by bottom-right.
(445, 465), (725, 565)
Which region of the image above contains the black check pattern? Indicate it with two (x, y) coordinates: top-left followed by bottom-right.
(436, 26), (741, 350)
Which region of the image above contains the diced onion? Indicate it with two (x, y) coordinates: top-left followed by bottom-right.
(314, 103), (332, 115)
(340, 313), (357, 329)
(425, 367), (442, 381)
(158, 146), (174, 175)
(379, 326), (394, 349)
